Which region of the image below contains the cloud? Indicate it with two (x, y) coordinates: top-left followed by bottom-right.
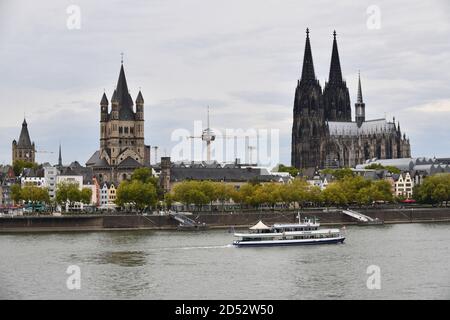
(408, 100), (450, 113)
(0, 0), (449, 166)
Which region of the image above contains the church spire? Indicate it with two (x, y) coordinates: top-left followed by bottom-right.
(328, 30), (343, 84)
(18, 118), (32, 148)
(114, 60), (135, 120)
(58, 143), (62, 167)
(355, 71), (366, 127)
(357, 71), (363, 103)
(300, 28), (316, 82)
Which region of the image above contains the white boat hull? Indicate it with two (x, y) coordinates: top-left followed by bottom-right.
(233, 236), (345, 247)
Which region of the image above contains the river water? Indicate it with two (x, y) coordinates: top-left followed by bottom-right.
(0, 222), (449, 299)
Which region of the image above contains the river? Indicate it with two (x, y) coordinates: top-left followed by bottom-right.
(0, 222), (449, 299)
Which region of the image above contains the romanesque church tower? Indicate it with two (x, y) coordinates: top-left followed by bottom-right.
(86, 61), (151, 183)
(12, 118), (36, 164)
(291, 29), (328, 169)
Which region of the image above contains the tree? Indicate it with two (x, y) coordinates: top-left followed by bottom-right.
(116, 180), (157, 210)
(56, 182), (83, 211)
(414, 173), (450, 206)
(332, 168), (355, 180)
(80, 188), (93, 205)
(365, 163), (401, 174)
(10, 184), (22, 204)
(277, 164), (300, 177)
(214, 183), (236, 212)
(322, 183), (347, 207)
(131, 167), (153, 183)
(16, 183), (50, 211)
(13, 160), (37, 177)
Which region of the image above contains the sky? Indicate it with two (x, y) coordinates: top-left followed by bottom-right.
(0, 0), (449, 166)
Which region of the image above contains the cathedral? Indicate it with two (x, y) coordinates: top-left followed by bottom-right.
(291, 29), (411, 169)
(12, 118), (36, 164)
(86, 61), (151, 183)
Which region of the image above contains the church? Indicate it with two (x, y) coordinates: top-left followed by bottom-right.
(12, 118), (36, 164)
(86, 61), (151, 183)
(291, 29), (411, 169)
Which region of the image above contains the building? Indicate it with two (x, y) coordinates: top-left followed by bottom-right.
(44, 166), (58, 201)
(357, 157), (450, 185)
(291, 29), (411, 170)
(395, 172), (414, 199)
(99, 182), (117, 209)
(156, 157), (292, 192)
(21, 176), (45, 187)
(12, 119), (36, 164)
(86, 61), (151, 184)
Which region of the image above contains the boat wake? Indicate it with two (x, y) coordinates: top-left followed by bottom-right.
(177, 244), (234, 250)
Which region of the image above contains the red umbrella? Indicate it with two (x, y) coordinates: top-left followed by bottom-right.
(401, 199), (416, 203)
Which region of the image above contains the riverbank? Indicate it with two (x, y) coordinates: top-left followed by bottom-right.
(0, 207), (450, 233)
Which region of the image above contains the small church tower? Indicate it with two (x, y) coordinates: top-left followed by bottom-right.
(12, 118), (36, 164)
(355, 72), (366, 127)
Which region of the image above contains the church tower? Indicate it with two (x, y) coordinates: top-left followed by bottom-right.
(12, 118), (36, 164)
(323, 31), (351, 122)
(87, 58), (151, 183)
(291, 29), (327, 169)
(355, 72), (366, 127)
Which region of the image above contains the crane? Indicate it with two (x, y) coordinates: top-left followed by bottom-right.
(187, 106), (216, 161)
(247, 145), (257, 165)
(152, 146), (159, 164)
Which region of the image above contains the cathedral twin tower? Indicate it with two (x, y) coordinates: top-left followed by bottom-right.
(291, 29), (411, 169)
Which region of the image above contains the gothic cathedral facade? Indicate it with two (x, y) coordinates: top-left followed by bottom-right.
(291, 29), (411, 169)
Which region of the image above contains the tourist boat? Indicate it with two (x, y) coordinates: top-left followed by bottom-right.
(232, 216), (345, 247)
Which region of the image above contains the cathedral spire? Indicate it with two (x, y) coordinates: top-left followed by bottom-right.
(355, 71), (366, 127)
(328, 30), (343, 84)
(300, 28), (316, 82)
(357, 71), (363, 103)
(58, 143), (62, 167)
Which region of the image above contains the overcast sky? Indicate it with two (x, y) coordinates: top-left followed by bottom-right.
(0, 0), (449, 166)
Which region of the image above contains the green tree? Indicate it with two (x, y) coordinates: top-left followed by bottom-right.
(116, 180), (158, 210)
(19, 184), (50, 211)
(277, 164), (300, 177)
(322, 183), (347, 207)
(80, 188), (93, 205)
(131, 167), (153, 183)
(55, 182), (82, 211)
(365, 163), (400, 174)
(414, 173), (450, 206)
(10, 184), (22, 204)
(12, 160), (37, 177)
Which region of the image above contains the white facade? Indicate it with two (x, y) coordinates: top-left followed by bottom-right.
(395, 172), (414, 199)
(44, 166), (59, 200)
(21, 177), (45, 187)
(56, 175), (83, 190)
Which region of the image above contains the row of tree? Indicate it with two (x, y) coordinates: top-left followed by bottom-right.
(414, 173), (450, 206)
(167, 176), (394, 211)
(11, 182), (92, 212)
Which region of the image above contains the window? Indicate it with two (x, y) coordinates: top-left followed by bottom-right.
(125, 127), (129, 134)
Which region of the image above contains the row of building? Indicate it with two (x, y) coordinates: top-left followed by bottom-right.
(305, 157), (450, 199)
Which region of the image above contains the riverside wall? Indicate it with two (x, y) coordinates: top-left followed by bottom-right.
(0, 208), (449, 232)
